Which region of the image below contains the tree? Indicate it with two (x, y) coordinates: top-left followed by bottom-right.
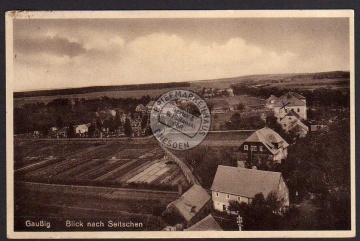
(123, 118), (132, 137)
(67, 123), (75, 138)
(56, 115), (64, 128)
(236, 102), (245, 112)
(280, 112), (350, 230)
(141, 114), (148, 129)
(228, 192), (285, 230)
(88, 123), (96, 137)
(113, 110), (122, 131)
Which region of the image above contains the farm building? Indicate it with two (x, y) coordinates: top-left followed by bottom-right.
(185, 214), (223, 231)
(225, 88), (234, 97)
(208, 99), (231, 114)
(57, 127), (69, 137)
(238, 127), (289, 163)
(211, 165), (289, 212)
(310, 124), (327, 132)
(273, 92), (307, 120)
(163, 184), (212, 228)
(74, 123), (91, 134)
(96, 109), (116, 120)
(266, 95), (278, 109)
(49, 126), (58, 132)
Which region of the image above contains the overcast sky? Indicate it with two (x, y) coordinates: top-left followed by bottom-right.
(13, 17), (350, 91)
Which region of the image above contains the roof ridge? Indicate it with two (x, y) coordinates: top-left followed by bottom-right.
(218, 165), (282, 176)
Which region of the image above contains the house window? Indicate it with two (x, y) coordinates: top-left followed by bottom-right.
(251, 146), (257, 151)
(297, 108), (300, 112)
(244, 145), (248, 150)
(226, 194), (230, 199)
(216, 192), (219, 197)
(259, 146), (263, 152)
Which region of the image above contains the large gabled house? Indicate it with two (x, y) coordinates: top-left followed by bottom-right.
(238, 127), (289, 163)
(273, 92), (307, 120)
(211, 165), (289, 212)
(163, 184), (212, 228)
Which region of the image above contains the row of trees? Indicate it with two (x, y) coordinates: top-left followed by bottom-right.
(231, 83), (350, 107)
(14, 95), (152, 135)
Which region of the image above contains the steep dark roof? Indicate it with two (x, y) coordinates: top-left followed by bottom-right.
(167, 184), (211, 222)
(211, 166), (282, 198)
(185, 214), (222, 231)
(273, 92), (306, 107)
(282, 109), (302, 120)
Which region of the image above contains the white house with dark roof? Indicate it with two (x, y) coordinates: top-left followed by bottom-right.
(163, 184), (212, 227)
(211, 165), (289, 212)
(238, 127), (289, 163)
(273, 92), (307, 120)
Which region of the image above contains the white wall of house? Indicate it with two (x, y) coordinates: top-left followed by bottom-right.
(212, 177), (290, 212)
(212, 191), (250, 212)
(75, 125), (88, 133)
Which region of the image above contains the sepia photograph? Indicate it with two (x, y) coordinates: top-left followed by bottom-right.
(6, 10), (355, 239)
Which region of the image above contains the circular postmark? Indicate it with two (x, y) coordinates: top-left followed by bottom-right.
(150, 90), (211, 150)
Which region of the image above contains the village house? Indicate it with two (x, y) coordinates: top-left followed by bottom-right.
(96, 109), (116, 119)
(225, 88), (234, 97)
(49, 126), (58, 132)
(211, 165), (289, 212)
(163, 184), (212, 228)
(238, 127), (289, 164)
(310, 124), (327, 132)
(74, 123), (91, 134)
(135, 104), (147, 115)
(278, 109), (309, 137)
(266, 95), (278, 109)
(185, 214), (223, 231)
(57, 127), (69, 138)
(208, 100), (231, 114)
(272, 92), (307, 120)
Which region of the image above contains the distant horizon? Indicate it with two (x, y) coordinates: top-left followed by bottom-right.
(14, 69), (350, 93)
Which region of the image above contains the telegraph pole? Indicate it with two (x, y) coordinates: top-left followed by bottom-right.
(236, 214), (243, 231)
